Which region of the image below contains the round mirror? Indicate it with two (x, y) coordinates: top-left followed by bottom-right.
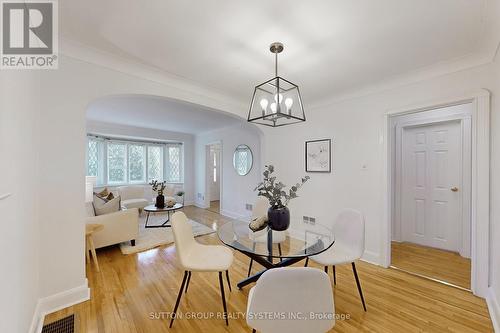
(233, 144), (253, 176)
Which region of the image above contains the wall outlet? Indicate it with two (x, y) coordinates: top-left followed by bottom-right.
(303, 216), (309, 224)
(309, 217), (316, 225)
(246, 203), (253, 211)
(197, 193), (204, 200)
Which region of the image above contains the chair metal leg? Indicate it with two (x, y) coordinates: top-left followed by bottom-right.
(304, 257), (309, 267)
(185, 271), (191, 293)
(351, 262), (366, 311)
(247, 259), (253, 277)
(247, 242), (256, 277)
(226, 270), (232, 292)
(169, 271), (188, 328)
(218, 271), (229, 325)
(333, 265), (336, 285)
(278, 243), (282, 262)
(324, 266), (328, 274)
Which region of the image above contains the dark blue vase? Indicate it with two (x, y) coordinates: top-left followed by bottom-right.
(267, 206), (290, 231)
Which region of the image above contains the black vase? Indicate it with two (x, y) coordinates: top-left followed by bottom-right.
(267, 206), (290, 231)
(155, 194), (165, 208)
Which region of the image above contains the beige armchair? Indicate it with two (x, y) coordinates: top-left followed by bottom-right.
(86, 203), (139, 248)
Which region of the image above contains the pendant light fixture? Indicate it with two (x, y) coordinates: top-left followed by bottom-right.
(247, 42), (306, 127)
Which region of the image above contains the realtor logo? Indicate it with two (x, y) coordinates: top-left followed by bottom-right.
(1, 0), (58, 69)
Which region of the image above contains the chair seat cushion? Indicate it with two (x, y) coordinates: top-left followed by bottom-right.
(183, 244), (233, 272)
(122, 198), (149, 209)
(310, 244), (358, 265)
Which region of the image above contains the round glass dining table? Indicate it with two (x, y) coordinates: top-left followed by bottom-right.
(217, 220), (334, 289)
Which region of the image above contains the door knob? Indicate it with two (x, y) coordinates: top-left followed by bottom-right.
(451, 187), (459, 192)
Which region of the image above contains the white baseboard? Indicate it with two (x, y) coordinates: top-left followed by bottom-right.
(487, 287), (500, 332)
(361, 250), (381, 266)
(29, 280), (90, 333)
(194, 201), (208, 209)
(183, 200), (195, 206)
(220, 209), (250, 221)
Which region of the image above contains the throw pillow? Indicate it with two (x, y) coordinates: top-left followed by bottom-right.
(95, 188), (109, 198)
(249, 216), (268, 232)
(94, 196), (121, 216)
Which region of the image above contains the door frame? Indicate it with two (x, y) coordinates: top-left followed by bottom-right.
(204, 141), (223, 210)
(394, 115), (472, 258)
(381, 90), (490, 298)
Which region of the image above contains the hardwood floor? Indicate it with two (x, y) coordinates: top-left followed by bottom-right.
(391, 241), (471, 289)
(206, 200), (220, 214)
(44, 206), (493, 332)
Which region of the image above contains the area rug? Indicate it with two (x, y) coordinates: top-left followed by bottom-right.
(119, 213), (215, 254)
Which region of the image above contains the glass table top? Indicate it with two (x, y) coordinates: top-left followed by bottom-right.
(217, 220), (334, 259)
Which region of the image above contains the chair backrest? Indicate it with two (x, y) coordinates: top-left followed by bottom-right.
(333, 209), (365, 260)
(171, 212), (196, 269)
(117, 186), (145, 201)
(247, 267), (335, 333)
(252, 196), (269, 220)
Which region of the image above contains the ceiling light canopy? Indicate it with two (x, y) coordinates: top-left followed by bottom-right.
(247, 42), (305, 127)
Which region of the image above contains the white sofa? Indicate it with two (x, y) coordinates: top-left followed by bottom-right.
(86, 203), (139, 249)
(118, 186), (149, 211)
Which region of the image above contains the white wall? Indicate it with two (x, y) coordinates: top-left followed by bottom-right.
(195, 124), (262, 219)
(86, 121), (195, 204)
(0, 72), (40, 332)
(262, 60), (498, 267)
(488, 52), (500, 318)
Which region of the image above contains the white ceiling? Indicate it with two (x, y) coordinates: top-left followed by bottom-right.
(61, 0), (499, 104)
(86, 95), (242, 134)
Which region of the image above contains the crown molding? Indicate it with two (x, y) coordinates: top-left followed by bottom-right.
(61, 29), (499, 114)
(309, 49), (497, 109)
(59, 37), (248, 116)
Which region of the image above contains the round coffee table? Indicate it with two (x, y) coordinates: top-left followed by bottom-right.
(144, 203), (184, 228)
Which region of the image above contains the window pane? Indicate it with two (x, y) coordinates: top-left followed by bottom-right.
(237, 151), (248, 175)
(129, 144), (145, 183)
(108, 143), (127, 184)
(167, 146), (181, 182)
(87, 139), (99, 177)
(148, 146), (163, 182)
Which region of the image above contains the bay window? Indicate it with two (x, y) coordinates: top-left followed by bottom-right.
(86, 136), (183, 186)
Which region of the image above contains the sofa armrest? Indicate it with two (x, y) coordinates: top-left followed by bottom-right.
(87, 208), (139, 249)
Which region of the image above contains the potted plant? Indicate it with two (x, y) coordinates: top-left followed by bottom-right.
(176, 190), (185, 206)
(254, 165), (310, 231)
(150, 180), (167, 208)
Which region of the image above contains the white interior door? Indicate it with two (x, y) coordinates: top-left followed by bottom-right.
(208, 145), (220, 201)
(401, 120), (462, 251)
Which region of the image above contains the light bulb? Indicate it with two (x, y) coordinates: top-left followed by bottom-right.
(270, 102), (277, 113)
(260, 98), (268, 112)
(274, 93), (283, 104)
(285, 98), (293, 112)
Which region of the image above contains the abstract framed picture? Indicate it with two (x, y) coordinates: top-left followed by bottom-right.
(305, 139), (332, 173)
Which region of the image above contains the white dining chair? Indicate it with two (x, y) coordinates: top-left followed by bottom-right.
(246, 267), (335, 333)
(247, 197), (286, 276)
(308, 208), (366, 311)
(169, 212), (234, 327)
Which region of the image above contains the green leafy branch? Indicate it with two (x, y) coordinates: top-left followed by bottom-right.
(254, 165), (310, 207)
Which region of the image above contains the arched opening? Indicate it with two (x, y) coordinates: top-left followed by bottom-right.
(84, 93), (262, 252)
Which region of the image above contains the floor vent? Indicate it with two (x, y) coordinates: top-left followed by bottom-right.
(41, 314), (75, 333)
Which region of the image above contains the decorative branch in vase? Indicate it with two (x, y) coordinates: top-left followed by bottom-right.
(150, 180), (166, 208)
(254, 165), (310, 231)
